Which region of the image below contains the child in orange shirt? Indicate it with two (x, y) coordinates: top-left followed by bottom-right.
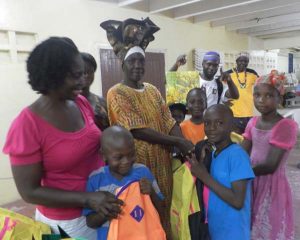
(180, 88), (207, 144)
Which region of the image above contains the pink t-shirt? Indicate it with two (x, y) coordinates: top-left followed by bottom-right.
(3, 95), (104, 220)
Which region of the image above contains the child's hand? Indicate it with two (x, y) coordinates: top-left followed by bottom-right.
(139, 178), (152, 195)
(198, 141), (213, 163)
(186, 153), (208, 180)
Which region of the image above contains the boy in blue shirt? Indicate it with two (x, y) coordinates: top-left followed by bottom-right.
(188, 104), (254, 240)
(83, 126), (164, 240)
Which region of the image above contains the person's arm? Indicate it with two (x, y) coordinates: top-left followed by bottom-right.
(98, 96), (108, 112)
(131, 127), (193, 156)
(252, 119), (297, 176)
(93, 96), (109, 130)
(240, 139), (252, 155)
(169, 122), (185, 138)
(225, 78), (239, 99)
(139, 178), (162, 212)
(188, 143), (251, 209)
(169, 54), (187, 71)
(86, 212), (108, 229)
(188, 153), (247, 210)
(220, 68), (239, 99)
(11, 163), (123, 215)
(252, 146), (286, 176)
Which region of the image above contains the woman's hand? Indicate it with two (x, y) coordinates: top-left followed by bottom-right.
(139, 178), (152, 195)
(176, 138), (194, 157)
(86, 191), (123, 219)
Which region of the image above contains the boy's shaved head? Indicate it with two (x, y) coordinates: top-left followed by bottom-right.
(101, 126), (136, 177)
(205, 104), (233, 122)
(204, 104), (234, 145)
(101, 125), (134, 153)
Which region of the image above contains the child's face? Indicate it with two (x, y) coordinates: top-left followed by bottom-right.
(171, 109), (185, 124)
(187, 92), (206, 118)
(253, 83), (280, 115)
(204, 109), (232, 144)
(104, 140), (136, 178)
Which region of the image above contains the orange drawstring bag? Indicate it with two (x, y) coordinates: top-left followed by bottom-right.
(107, 180), (166, 240)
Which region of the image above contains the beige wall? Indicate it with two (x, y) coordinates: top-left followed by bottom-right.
(0, 0), (248, 204)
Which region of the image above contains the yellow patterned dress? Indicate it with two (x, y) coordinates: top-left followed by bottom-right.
(107, 82), (175, 236)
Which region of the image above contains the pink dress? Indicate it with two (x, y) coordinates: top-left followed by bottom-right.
(243, 117), (298, 240)
(3, 95), (104, 220)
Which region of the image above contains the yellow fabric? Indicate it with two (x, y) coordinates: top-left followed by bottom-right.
(107, 82), (176, 236)
(203, 132), (244, 144)
(0, 207), (51, 240)
(230, 132), (244, 144)
(172, 158), (182, 173)
(180, 120), (205, 145)
(230, 70), (258, 117)
(166, 71), (199, 104)
(170, 162), (200, 240)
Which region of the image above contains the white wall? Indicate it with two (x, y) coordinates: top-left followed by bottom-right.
(0, 0), (248, 204)
(277, 54), (289, 73)
(248, 36), (265, 50)
(264, 35), (300, 50)
(277, 51), (300, 74)
(293, 53), (300, 75)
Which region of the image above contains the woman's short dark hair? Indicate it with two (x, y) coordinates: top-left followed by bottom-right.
(81, 52), (97, 71)
(27, 37), (79, 94)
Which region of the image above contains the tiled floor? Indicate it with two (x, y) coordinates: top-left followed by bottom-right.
(1, 147), (300, 239)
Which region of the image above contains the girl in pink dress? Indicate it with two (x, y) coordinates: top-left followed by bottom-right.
(242, 70), (298, 240)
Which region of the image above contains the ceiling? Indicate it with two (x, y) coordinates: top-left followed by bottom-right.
(99, 0), (300, 40)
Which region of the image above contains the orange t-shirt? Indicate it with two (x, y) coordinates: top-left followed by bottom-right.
(180, 119), (205, 145)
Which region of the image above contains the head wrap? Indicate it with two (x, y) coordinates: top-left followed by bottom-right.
(100, 17), (159, 62)
(202, 51), (220, 63)
(255, 70), (287, 95)
(123, 46), (145, 61)
(236, 51), (250, 60)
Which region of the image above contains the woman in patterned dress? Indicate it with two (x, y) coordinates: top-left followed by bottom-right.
(101, 18), (193, 239)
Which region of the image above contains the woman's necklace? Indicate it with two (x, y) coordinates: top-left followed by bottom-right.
(234, 68), (247, 89)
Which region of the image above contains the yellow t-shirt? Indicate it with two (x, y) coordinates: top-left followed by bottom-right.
(228, 68), (258, 118)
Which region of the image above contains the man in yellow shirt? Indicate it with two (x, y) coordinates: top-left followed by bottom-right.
(226, 53), (259, 134)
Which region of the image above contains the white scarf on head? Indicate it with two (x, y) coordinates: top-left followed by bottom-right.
(124, 46), (145, 61)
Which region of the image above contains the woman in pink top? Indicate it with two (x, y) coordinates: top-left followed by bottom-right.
(3, 37), (123, 239)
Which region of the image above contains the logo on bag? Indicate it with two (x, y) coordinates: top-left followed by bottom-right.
(130, 205), (144, 222)
(0, 217), (17, 239)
